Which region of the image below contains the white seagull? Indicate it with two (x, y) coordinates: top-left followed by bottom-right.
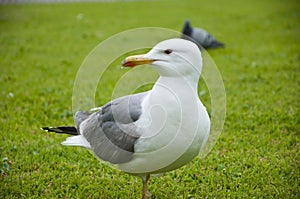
(42, 38), (210, 199)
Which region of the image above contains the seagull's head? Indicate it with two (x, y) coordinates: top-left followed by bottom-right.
(122, 38), (202, 78)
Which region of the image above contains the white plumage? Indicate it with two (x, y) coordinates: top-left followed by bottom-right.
(43, 38), (210, 199)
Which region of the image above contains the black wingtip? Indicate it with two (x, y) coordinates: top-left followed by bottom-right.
(41, 127), (51, 132)
(41, 126), (78, 135)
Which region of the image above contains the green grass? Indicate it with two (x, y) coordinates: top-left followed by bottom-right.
(1, 0), (299, 198)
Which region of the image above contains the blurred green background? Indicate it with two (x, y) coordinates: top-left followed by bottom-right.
(0, 0), (299, 198)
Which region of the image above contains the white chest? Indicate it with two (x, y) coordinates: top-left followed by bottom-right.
(118, 77), (210, 174)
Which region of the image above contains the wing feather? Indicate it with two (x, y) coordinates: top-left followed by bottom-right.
(78, 92), (147, 164)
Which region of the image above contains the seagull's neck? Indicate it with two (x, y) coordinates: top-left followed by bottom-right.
(136, 73), (204, 149)
(154, 75), (199, 94)
(144, 75), (201, 113)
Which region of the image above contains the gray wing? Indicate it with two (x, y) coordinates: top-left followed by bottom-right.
(192, 28), (224, 49)
(76, 92), (148, 164)
(191, 28), (209, 47)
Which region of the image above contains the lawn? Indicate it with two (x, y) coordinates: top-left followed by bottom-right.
(0, 0), (299, 198)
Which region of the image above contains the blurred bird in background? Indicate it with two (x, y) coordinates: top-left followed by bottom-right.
(181, 20), (224, 49)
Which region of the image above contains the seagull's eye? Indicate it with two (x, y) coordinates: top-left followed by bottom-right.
(163, 49), (173, 55)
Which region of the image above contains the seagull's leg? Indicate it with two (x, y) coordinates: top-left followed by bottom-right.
(142, 174), (151, 199)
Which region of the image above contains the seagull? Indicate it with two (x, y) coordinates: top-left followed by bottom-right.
(181, 20), (224, 49)
(42, 38), (210, 199)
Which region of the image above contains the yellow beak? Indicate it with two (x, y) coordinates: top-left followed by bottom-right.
(122, 54), (155, 67)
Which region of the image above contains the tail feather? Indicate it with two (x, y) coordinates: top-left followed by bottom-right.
(61, 135), (91, 149)
(41, 126), (91, 149)
(41, 126), (78, 135)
